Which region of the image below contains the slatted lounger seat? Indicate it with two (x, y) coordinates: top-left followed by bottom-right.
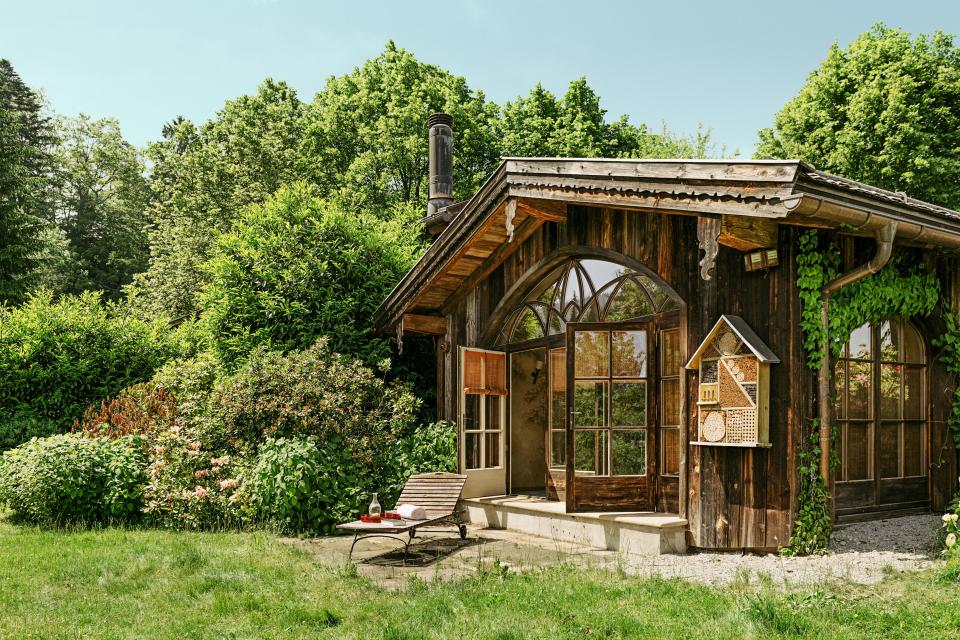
(336, 472), (468, 562)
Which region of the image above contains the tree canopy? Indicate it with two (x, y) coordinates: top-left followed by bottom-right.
(757, 24), (960, 209)
(0, 59), (53, 304)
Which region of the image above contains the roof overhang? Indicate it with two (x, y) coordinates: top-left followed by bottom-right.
(374, 158), (960, 335)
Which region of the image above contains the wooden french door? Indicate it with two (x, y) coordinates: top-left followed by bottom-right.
(459, 347), (508, 498)
(565, 322), (656, 512)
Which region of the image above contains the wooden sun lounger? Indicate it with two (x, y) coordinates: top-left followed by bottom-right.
(336, 472), (468, 563)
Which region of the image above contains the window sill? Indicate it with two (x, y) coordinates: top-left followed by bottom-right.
(690, 440), (772, 449)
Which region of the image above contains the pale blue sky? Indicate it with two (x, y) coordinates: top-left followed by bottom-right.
(2, 0), (958, 155)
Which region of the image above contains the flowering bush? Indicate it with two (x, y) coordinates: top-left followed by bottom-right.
(142, 425), (246, 530)
(942, 491), (960, 580)
(0, 433), (147, 523)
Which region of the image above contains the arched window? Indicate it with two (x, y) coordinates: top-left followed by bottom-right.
(834, 318), (927, 509)
(495, 258), (680, 346)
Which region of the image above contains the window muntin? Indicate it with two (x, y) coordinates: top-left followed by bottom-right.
(496, 258), (679, 346)
(835, 318), (927, 482)
(461, 348), (506, 471)
(660, 328), (681, 477)
(572, 329), (649, 477)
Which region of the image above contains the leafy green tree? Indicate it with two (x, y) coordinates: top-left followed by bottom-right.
(0, 290), (173, 448)
(52, 115), (149, 298)
(302, 41), (502, 213)
(130, 79), (308, 318)
(501, 78), (715, 159)
(198, 182), (424, 367)
(0, 59), (54, 303)
(757, 24), (960, 209)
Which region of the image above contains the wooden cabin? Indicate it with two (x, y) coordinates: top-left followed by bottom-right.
(373, 115), (960, 552)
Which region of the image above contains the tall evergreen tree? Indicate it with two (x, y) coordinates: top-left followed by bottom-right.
(0, 59), (54, 304)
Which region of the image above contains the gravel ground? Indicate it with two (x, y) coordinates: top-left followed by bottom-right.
(299, 513), (945, 589)
(615, 513), (943, 586)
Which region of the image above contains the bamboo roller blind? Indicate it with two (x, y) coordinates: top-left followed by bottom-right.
(463, 349), (506, 395)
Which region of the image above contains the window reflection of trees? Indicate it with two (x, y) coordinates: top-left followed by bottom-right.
(496, 259), (680, 346)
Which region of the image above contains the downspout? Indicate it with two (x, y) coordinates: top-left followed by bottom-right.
(818, 221), (897, 479)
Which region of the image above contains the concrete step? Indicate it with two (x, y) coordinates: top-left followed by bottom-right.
(461, 495), (687, 555)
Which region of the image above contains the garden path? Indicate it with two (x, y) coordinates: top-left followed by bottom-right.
(292, 513), (942, 591)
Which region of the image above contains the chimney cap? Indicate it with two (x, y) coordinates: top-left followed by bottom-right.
(428, 112), (453, 128)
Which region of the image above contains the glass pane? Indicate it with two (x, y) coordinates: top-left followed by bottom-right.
(536, 279), (559, 306)
(879, 364), (902, 419)
(511, 307), (543, 343)
(612, 430), (646, 476)
(878, 320), (898, 362)
(661, 330), (681, 374)
(848, 323), (871, 359)
(661, 378), (680, 426)
(573, 381), (608, 427)
(548, 311), (565, 335)
(661, 427), (680, 476)
(462, 394), (481, 430)
(575, 331), (609, 377)
(637, 275), (668, 311)
(903, 323), (925, 364)
(549, 348), (566, 429)
(845, 422), (871, 481)
(551, 430), (566, 467)
(903, 367), (924, 419)
(485, 395), (502, 431)
(604, 278), (654, 321)
(574, 429), (608, 474)
(612, 330), (648, 378)
(612, 382), (647, 427)
(879, 423), (900, 478)
(848, 361), (871, 419)
(485, 432), (501, 468)
(903, 422), (925, 477)
(465, 433), (481, 470)
(561, 266), (584, 307)
(579, 259), (627, 292)
(834, 362), (846, 419)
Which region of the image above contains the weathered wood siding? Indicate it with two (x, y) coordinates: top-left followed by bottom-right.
(440, 205), (960, 549)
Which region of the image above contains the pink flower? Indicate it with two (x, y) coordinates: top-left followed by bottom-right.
(187, 442), (201, 451)
(211, 466), (221, 476)
(194, 469), (209, 480)
(152, 445), (167, 455)
(185, 449), (199, 457)
(219, 478), (238, 492)
(193, 486), (208, 498)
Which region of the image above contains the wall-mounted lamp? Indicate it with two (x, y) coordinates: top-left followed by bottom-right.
(531, 359), (544, 384)
(744, 248), (779, 272)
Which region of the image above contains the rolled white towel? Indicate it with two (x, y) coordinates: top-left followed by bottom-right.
(396, 504), (427, 520)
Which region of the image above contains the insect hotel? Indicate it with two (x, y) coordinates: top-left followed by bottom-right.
(374, 114), (960, 553)
(687, 315), (778, 448)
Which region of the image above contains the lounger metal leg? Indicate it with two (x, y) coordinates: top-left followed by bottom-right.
(348, 532), (360, 561)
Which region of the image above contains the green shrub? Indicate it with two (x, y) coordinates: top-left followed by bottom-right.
(0, 433), (147, 523)
(0, 291), (172, 448)
(243, 436), (363, 534)
(402, 421), (457, 475)
(213, 338), (419, 454)
(199, 183), (424, 367)
(0, 413), (59, 451)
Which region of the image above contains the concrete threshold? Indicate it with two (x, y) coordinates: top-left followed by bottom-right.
(461, 494), (687, 555)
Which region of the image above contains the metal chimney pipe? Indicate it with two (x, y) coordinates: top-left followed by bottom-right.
(427, 113), (454, 216)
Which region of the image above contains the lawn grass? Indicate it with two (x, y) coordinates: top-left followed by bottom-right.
(0, 519), (957, 639)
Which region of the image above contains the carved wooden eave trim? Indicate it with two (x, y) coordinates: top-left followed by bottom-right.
(373, 159), (960, 333)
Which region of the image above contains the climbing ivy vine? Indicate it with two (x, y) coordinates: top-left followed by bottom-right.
(788, 229), (940, 555)
(933, 311), (960, 448)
